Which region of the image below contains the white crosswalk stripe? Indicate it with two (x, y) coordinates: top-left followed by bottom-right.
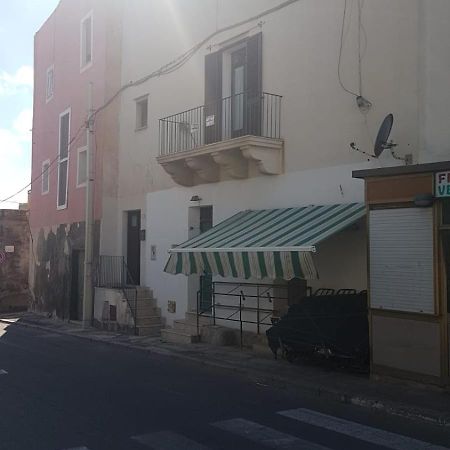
(278, 408), (449, 450)
(62, 447), (90, 450)
(212, 417), (332, 449)
(132, 430), (209, 449)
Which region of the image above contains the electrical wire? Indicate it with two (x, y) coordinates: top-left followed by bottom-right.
(92, 0), (301, 118)
(2, 0), (301, 205)
(0, 122), (85, 204)
(337, 0), (359, 97)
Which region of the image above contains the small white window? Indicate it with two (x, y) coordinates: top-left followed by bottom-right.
(57, 108), (71, 209)
(135, 96), (148, 130)
(80, 11), (93, 70)
(46, 66), (54, 102)
(77, 147), (87, 187)
(41, 159), (50, 194)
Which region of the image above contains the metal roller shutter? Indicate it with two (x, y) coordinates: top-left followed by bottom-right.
(369, 207), (434, 314)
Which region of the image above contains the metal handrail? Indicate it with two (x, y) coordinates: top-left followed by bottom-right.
(196, 280), (289, 348)
(159, 91), (282, 156)
(96, 255), (138, 335)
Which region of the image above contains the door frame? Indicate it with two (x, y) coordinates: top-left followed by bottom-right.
(126, 209), (141, 286)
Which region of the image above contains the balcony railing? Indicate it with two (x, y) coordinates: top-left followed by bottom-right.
(159, 91), (282, 156)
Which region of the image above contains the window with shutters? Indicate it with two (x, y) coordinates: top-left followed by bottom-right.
(135, 95), (148, 130)
(57, 108), (70, 209)
(46, 65), (54, 102)
(80, 12), (93, 70)
(41, 159), (50, 194)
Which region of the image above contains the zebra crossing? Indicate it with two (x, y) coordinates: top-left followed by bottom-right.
(62, 407), (449, 450)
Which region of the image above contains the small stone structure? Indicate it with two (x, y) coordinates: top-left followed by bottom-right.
(0, 209), (30, 312)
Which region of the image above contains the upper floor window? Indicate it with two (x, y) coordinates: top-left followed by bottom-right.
(41, 159), (50, 194)
(77, 146), (87, 188)
(135, 95), (148, 130)
(80, 11), (93, 70)
(46, 65), (54, 102)
(57, 108), (71, 209)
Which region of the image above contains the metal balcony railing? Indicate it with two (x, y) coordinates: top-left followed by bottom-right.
(159, 91), (282, 156)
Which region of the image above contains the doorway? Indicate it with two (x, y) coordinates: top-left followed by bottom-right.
(127, 210), (141, 285)
(70, 249), (84, 321)
(199, 206), (213, 312)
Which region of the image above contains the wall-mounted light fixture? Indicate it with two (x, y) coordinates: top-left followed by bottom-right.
(413, 193), (434, 208)
(190, 195), (202, 202)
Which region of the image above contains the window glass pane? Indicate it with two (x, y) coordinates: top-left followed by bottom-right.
(85, 17), (92, 63)
(78, 149), (87, 185)
(136, 98), (148, 129)
(58, 160), (68, 207)
(59, 113), (70, 159)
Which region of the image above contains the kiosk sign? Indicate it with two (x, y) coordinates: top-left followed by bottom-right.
(436, 171), (450, 198)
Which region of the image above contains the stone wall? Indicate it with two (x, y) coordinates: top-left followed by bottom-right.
(0, 209), (30, 312)
(30, 220), (100, 319)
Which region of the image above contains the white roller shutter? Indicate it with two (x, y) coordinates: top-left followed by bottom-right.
(369, 207), (434, 314)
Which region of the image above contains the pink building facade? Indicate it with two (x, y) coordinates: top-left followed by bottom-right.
(30, 0), (122, 319)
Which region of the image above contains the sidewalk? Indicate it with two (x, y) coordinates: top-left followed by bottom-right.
(1, 311), (449, 427)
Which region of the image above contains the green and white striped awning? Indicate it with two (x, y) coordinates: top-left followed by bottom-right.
(164, 203), (365, 280)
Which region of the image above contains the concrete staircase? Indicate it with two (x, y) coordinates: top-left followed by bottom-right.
(161, 311), (213, 344)
(128, 287), (163, 336)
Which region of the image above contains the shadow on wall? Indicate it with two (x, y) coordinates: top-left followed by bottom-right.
(31, 221), (100, 319)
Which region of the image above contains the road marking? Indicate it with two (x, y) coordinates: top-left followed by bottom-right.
(62, 447), (90, 450)
(212, 418), (331, 449)
(0, 369), (8, 375)
(132, 431), (209, 449)
(278, 408), (449, 450)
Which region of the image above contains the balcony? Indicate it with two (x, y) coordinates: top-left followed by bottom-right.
(157, 92), (283, 186)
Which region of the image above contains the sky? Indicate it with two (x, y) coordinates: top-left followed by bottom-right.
(0, 0), (59, 208)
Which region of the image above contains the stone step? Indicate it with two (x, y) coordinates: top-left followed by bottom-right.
(136, 324), (162, 337)
(185, 311), (214, 326)
(129, 298), (157, 310)
(173, 319), (202, 335)
(135, 316), (162, 327)
(161, 328), (200, 345)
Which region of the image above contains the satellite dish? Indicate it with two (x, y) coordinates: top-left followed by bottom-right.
(374, 114), (397, 157)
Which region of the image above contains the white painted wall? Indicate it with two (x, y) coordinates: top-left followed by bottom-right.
(418, 0), (450, 163)
(109, 0), (450, 325)
(145, 161), (377, 326)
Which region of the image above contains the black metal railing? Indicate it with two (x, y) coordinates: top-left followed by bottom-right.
(159, 91), (282, 156)
(196, 281), (289, 348)
(96, 255), (138, 335)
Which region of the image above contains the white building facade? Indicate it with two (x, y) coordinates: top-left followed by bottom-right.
(98, 0), (450, 333)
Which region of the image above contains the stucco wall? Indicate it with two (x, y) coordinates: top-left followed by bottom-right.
(145, 161), (373, 326)
(111, 0), (450, 286)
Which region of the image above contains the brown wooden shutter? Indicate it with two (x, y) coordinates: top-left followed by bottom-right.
(246, 32), (262, 136)
(204, 51), (222, 144)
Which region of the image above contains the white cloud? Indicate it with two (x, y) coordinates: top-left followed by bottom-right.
(0, 110), (33, 207)
(0, 65), (33, 96)
(13, 108), (33, 141)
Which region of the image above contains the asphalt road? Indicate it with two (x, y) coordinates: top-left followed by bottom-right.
(0, 322), (449, 450)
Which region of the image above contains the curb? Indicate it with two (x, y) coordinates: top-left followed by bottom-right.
(2, 317), (449, 427)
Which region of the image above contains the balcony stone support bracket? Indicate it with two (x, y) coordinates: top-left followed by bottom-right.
(241, 141), (283, 175)
(159, 160), (194, 186)
(185, 155), (220, 183)
(157, 135), (284, 186)
(211, 150), (247, 179)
